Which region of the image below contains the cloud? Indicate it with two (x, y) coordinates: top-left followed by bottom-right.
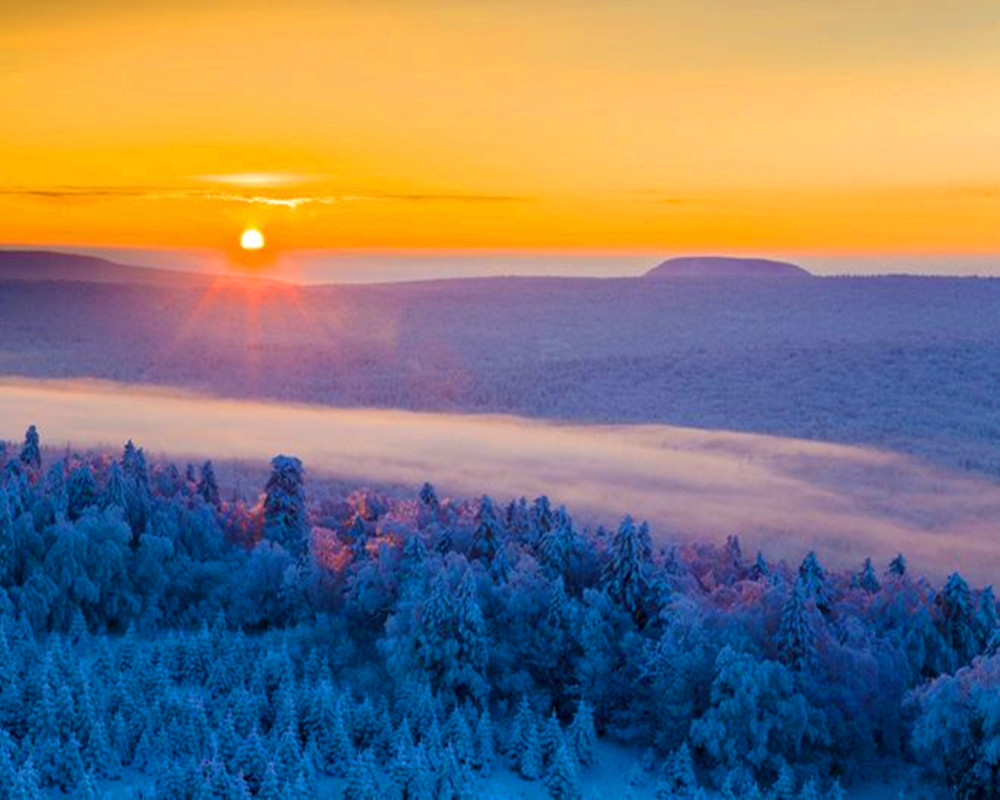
(197, 172), (318, 187)
(0, 186), (530, 207)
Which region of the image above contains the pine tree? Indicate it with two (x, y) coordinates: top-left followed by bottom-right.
(519, 720), (543, 781)
(417, 571), (488, 703)
(45, 459), (69, 519)
(0, 488), (13, 584)
(120, 440), (151, 537)
(472, 708), (495, 777)
(976, 586), (999, 650)
(73, 769), (99, 800)
(604, 515), (651, 624)
(533, 496), (554, 537)
(771, 763), (796, 800)
(388, 718), (416, 798)
(776, 581), (816, 671)
(328, 695), (356, 776)
(435, 744), (473, 800)
(257, 762), (282, 800)
(856, 557), (880, 594)
(750, 551), (769, 581)
(567, 700), (597, 768)
(290, 768), (313, 800)
(506, 497), (534, 545)
(343, 749), (380, 800)
(798, 777), (820, 800)
(470, 496), (507, 582)
(83, 719), (119, 779)
(541, 712), (563, 766)
(19, 425), (40, 472)
(545, 736), (582, 800)
(887, 553), (907, 579)
(197, 460), (221, 508)
(445, 708), (473, 765)
(453, 571), (489, 702)
(263, 455), (309, 559)
(540, 507), (578, 581)
(0, 744), (18, 798)
(66, 465), (97, 521)
(419, 482), (440, 512)
(273, 724), (303, 783)
(798, 552), (830, 613)
(103, 462), (127, 511)
(743, 778), (764, 800)
(660, 741), (697, 796)
(16, 758), (43, 800)
(236, 726), (268, 793)
(725, 534), (743, 570)
(37, 732), (85, 792)
(940, 572), (977, 665)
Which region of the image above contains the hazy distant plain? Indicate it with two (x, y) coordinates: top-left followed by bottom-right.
(1, 272), (998, 477)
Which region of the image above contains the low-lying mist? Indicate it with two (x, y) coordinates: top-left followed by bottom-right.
(3, 377), (999, 582)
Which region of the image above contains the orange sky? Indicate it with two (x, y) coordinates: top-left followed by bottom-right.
(3, 0), (1000, 255)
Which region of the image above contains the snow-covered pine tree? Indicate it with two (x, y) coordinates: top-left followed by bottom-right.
(66, 465), (97, 521)
(771, 763), (796, 800)
(342, 749), (381, 800)
(940, 572), (977, 665)
(197, 460), (220, 508)
(419, 482), (440, 512)
(541, 711), (563, 766)
(19, 426), (41, 472)
(545, 735), (582, 800)
(103, 462), (127, 512)
(976, 586), (999, 651)
(798, 777), (820, 800)
(263, 455), (309, 559)
(568, 699), (597, 768)
(659, 741), (697, 796)
(120, 440), (152, 538)
(471, 496), (508, 583)
(798, 552), (830, 614)
(452, 571), (489, 702)
(776, 581), (816, 672)
(539, 506), (578, 582)
(750, 551), (770, 581)
(0, 488), (12, 584)
(472, 708), (495, 777)
(887, 553), (907, 579)
(519, 719), (543, 781)
(855, 557), (880, 594)
(445, 708), (473, 765)
(604, 515), (652, 625)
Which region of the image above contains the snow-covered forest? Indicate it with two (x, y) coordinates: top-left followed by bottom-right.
(0, 425), (995, 798)
(2, 269), (1000, 478)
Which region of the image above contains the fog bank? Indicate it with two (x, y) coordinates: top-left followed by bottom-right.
(3, 377), (998, 581)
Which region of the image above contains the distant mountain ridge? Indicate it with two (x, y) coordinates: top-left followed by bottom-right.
(0, 250), (209, 286)
(645, 256), (812, 279)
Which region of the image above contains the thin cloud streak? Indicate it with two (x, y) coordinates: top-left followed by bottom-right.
(0, 186), (531, 207)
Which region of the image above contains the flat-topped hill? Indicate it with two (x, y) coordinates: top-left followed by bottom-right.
(645, 256), (812, 279)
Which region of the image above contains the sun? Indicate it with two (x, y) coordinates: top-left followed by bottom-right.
(240, 228), (265, 250)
